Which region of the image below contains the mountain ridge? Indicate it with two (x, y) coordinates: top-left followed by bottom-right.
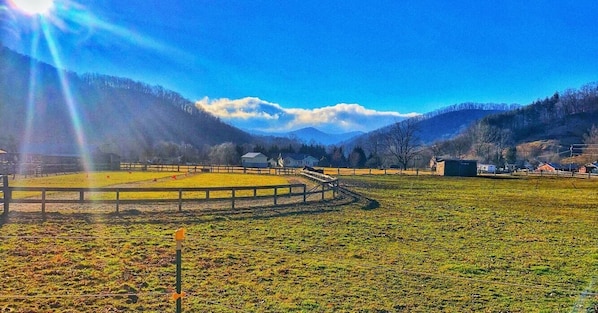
(0, 46), (252, 159)
(247, 127), (364, 146)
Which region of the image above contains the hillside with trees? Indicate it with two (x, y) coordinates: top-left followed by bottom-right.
(342, 103), (514, 168)
(430, 83), (598, 167)
(0, 45), (252, 161)
(340, 89), (597, 171)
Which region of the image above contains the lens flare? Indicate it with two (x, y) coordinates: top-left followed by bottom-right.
(39, 17), (93, 172)
(8, 0), (55, 16)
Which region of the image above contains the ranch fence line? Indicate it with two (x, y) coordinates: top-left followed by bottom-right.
(0, 174), (339, 215)
(120, 163), (298, 175)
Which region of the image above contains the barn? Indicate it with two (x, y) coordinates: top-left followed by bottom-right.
(241, 152), (269, 168)
(436, 159), (477, 177)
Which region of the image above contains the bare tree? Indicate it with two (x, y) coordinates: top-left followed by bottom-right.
(582, 124), (598, 162)
(208, 142), (239, 165)
(382, 119), (421, 170)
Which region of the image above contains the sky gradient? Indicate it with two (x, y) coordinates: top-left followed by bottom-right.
(2, 0), (598, 132)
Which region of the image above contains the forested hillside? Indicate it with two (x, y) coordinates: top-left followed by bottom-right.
(430, 84), (598, 166)
(481, 87), (598, 144)
(0, 46), (252, 160)
(341, 91), (597, 170)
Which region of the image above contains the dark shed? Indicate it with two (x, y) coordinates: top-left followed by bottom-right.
(437, 159), (477, 177)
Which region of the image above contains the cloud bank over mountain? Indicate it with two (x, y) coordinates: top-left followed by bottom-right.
(196, 97), (419, 133)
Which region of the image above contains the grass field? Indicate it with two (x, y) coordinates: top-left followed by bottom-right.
(1, 174), (597, 312)
(7, 172), (293, 200)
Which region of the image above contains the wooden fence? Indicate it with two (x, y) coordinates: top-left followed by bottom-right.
(1, 175), (339, 214)
(120, 163), (297, 175)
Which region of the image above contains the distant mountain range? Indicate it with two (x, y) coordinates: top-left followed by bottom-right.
(344, 104), (513, 151)
(248, 127), (364, 146)
(2, 45), (597, 163)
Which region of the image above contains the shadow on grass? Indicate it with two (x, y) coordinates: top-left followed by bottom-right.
(0, 184), (381, 226)
(476, 174), (522, 180)
(0, 197), (358, 226)
(337, 185), (380, 211)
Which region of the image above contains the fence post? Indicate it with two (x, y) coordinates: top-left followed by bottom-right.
(173, 228), (186, 313)
(41, 188), (46, 214)
(321, 183), (325, 200)
(2, 175), (9, 214)
(178, 189), (183, 212)
(303, 184), (306, 203)
(231, 189), (235, 209)
(116, 189), (120, 213)
(274, 187), (278, 205)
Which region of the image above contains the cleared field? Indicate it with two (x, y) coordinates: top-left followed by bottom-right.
(0, 175), (596, 312)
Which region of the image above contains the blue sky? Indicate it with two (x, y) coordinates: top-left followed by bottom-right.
(2, 0), (598, 133)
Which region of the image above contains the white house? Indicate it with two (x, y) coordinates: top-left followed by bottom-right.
(477, 163), (496, 173)
(241, 152), (269, 168)
(278, 153), (319, 168)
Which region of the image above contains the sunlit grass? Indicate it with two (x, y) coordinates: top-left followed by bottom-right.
(1, 175), (596, 311)
(8, 172), (292, 200)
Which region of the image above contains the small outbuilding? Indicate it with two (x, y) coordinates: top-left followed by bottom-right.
(241, 152), (269, 168)
(477, 163), (496, 173)
(436, 159), (477, 177)
(579, 162), (598, 174)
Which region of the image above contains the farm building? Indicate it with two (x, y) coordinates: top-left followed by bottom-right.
(477, 163), (496, 173)
(436, 159), (477, 177)
(537, 162), (562, 172)
(277, 153), (319, 168)
(537, 162), (577, 172)
(579, 162), (598, 174)
(241, 152), (269, 168)
(92, 152), (121, 171)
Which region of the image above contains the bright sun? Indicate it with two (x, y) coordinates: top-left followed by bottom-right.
(8, 0), (55, 16)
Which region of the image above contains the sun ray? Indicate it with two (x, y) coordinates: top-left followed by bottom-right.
(39, 17), (93, 173)
(17, 19), (42, 174)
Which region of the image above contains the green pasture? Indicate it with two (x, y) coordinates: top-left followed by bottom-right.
(7, 172), (292, 200)
(0, 174), (597, 312)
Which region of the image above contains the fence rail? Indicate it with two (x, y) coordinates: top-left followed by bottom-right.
(1, 173), (340, 214)
(120, 163), (298, 175)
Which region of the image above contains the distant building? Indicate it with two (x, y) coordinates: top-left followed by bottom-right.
(436, 159), (477, 177)
(477, 163), (496, 173)
(278, 153), (319, 168)
(537, 162), (559, 172)
(578, 162), (598, 174)
(241, 152), (269, 168)
(92, 152), (121, 171)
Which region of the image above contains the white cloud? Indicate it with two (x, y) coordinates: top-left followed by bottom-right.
(196, 97), (420, 133)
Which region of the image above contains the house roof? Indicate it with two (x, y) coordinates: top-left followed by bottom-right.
(242, 152), (266, 158)
(281, 153), (317, 160)
(540, 162), (561, 168)
(438, 158), (477, 163)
